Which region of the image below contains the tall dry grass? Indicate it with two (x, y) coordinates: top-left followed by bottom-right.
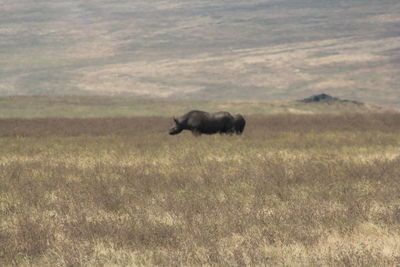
(1, 113), (400, 266)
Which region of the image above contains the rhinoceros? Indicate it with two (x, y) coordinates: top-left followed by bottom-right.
(233, 114), (246, 135)
(169, 110), (236, 136)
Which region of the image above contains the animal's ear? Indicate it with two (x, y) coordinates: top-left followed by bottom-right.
(173, 117), (179, 124)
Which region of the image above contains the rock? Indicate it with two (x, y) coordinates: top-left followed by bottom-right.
(300, 93), (363, 105)
(301, 93), (339, 103)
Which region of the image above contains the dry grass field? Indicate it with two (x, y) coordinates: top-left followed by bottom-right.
(1, 113), (400, 266)
(0, 95), (393, 119)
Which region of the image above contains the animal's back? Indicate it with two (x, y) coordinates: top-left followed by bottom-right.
(184, 110), (209, 127)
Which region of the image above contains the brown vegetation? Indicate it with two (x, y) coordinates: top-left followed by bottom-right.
(1, 113), (400, 265)
(0, 113), (399, 137)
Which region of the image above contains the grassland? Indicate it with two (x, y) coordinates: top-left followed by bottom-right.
(1, 113), (400, 266)
(0, 95), (392, 119)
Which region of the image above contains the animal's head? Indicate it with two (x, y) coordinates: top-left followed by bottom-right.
(169, 117), (183, 135)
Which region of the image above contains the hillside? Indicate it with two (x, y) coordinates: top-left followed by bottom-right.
(1, 0), (399, 107)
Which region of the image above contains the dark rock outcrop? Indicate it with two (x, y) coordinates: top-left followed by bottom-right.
(301, 93), (339, 103)
(300, 94), (363, 105)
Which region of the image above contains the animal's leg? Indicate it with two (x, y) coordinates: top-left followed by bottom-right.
(223, 128), (234, 135)
(192, 130), (201, 136)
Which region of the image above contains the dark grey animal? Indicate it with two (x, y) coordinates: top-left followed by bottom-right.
(233, 114), (246, 134)
(169, 110), (235, 136)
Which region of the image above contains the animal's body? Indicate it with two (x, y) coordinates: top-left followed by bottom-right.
(169, 110), (235, 135)
(233, 114), (246, 134)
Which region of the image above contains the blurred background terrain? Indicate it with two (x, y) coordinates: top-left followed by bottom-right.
(1, 0), (399, 108)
